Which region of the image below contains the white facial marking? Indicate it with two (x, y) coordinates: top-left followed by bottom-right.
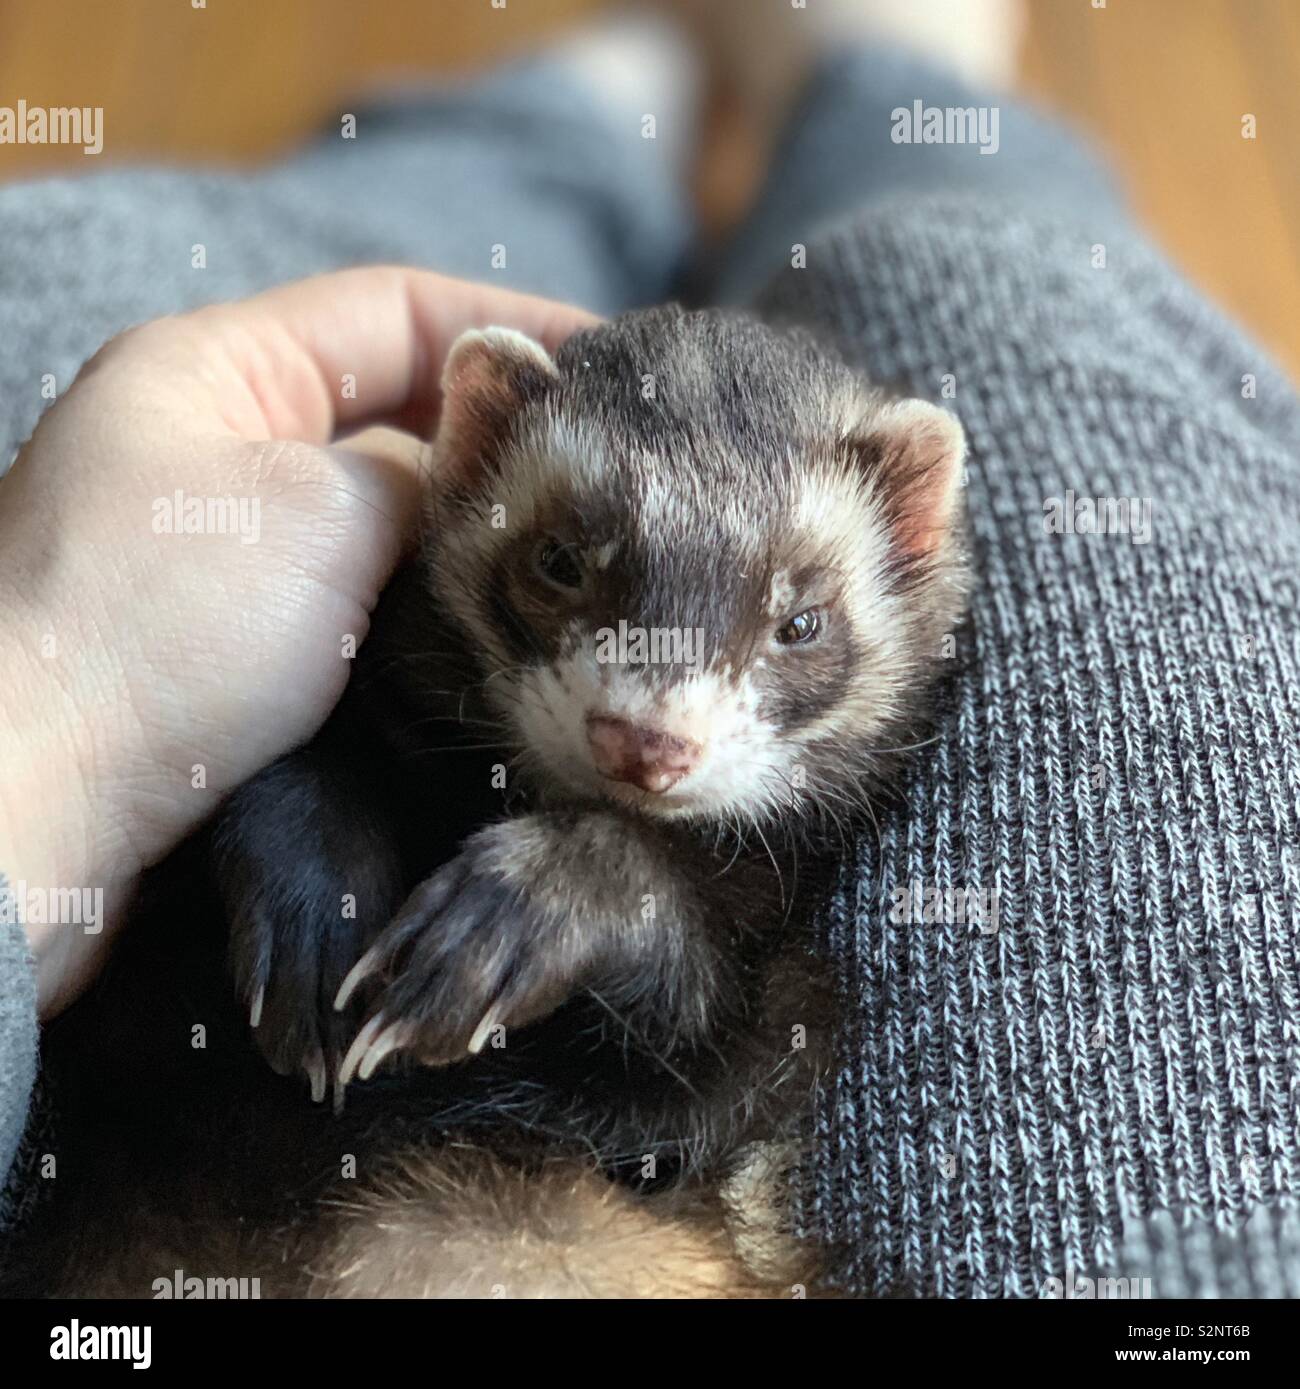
(507, 640), (790, 823)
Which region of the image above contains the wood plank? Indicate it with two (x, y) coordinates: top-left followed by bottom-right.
(1022, 0), (1300, 380)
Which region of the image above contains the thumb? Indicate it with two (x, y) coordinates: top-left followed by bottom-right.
(314, 425), (432, 579)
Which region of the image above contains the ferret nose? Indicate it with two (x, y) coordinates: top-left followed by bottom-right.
(585, 715), (702, 794)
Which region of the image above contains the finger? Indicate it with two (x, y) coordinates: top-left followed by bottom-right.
(178, 266), (600, 445)
(322, 425), (430, 543)
(331, 424), (430, 475)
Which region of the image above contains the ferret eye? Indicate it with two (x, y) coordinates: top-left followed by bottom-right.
(536, 538), (584, 590)
(775, 608), (821, 645)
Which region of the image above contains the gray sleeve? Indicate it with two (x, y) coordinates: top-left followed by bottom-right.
(0, 877), (38, 1233)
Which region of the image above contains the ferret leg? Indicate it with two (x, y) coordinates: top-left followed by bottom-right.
(212, 727), (406, 1096)
(336, 809), (771, 1077)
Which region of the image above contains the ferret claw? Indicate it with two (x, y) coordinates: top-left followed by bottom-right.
(334, 949), (378, 1012)
(467, 1006), (502, 1056)
(249, 984), (265, 1029)
(305, 1048), (327, 1105)
(359, 1019), (414, 1081)
(339, 1012), (387, 1087)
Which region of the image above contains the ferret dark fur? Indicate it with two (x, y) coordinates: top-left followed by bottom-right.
(2, 306), (970, 1299)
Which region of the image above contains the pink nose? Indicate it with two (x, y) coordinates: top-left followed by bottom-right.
(585, 715), (702, 794)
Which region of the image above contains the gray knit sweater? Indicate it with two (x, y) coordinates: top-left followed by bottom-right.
(762, 196), (1300, 1297)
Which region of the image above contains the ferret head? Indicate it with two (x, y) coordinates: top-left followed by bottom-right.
(423, 307), (970, 834)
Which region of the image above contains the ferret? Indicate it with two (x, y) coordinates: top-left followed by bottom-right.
(2, 306), (970, 1299)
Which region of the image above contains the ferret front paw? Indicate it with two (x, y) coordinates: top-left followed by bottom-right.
(334, 844), (585, 1082)
(228, 893), (373, 1103)
(212, 748), (406, 1104)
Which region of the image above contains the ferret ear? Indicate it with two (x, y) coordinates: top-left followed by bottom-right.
(851, 398), (966, 561)
(433, 327), (558, 488)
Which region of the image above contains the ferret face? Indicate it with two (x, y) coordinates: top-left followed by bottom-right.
(424, 310), (970, 833)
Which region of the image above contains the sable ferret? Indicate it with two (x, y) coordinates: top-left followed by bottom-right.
(4, 306), (970, 1298)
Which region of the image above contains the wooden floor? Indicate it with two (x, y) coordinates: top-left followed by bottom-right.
(1019, 0), (1300, 383)
(0, 0), (1296, 380)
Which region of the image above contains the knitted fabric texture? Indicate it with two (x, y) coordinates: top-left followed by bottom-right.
(0, 878), (38, 1233)
(761, 194), (1300, 1298)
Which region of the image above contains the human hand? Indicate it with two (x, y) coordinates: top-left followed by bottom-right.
(0, 266), (596, 1017)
